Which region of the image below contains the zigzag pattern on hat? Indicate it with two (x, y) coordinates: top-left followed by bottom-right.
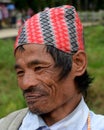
(39, 10), (55, 47)
(18, 26), (27, 44)
(65, 7), (78, 52)
(14, 5), (84, 53)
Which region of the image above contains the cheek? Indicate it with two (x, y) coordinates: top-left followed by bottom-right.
(37, 75), (61, 106)
(38, 74), (58, 92)
(17, 77), (23, 88)
(40, 76), (64, 103)
(41, 67), (60, 82)
(37, 70), (57, 90)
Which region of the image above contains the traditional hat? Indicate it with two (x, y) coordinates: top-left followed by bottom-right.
(14, 5), (84, 53)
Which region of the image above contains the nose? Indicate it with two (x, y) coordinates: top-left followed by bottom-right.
(20, 72), (38, 90)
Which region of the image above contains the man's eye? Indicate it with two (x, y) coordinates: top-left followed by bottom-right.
(35, 66), (43, 71)
(35, 66), (42, 71)
(16, 71), (24, 77)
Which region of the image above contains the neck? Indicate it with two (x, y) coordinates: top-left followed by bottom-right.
(41, 94), (82, 126)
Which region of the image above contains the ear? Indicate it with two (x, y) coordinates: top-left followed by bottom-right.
(72, 50), (87, 76)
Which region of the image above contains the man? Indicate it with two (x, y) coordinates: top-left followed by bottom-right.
(0, 5), (104, 130)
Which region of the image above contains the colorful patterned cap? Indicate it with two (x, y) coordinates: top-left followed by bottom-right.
(14, 5), (84, 53)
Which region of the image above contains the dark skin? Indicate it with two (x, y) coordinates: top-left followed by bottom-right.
(14, 44), (87, 126)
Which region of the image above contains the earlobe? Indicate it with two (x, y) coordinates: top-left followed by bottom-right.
(72, 50), (87, 76)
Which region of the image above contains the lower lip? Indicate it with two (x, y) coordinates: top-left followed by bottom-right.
(25, 96), (44, 104)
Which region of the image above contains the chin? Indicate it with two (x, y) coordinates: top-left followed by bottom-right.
(29, 108), (43, 115)
(28, 104), (46, 115)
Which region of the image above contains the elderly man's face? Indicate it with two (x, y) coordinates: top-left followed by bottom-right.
(15, 44), (80, 115)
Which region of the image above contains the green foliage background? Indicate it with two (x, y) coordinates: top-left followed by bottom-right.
(0, 25), (104, 118)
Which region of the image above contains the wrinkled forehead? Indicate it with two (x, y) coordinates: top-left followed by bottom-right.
(15, 43), (47, 56)
(14, 44), (55, 67)
(14, 5), (84, 54)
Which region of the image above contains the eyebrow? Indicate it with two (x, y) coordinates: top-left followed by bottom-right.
(27, 60), (43, 67)
(14, 60), (46, 70)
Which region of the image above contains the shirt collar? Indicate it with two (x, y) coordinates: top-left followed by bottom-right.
(49, 97), (89, 130)
(19, 112), (46, 130)
(19, 97), (89, 130)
